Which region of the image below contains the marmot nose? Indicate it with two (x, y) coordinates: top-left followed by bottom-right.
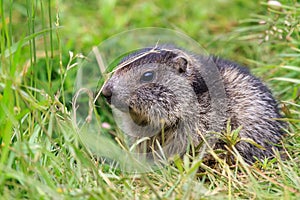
(102, 84), (112, 104)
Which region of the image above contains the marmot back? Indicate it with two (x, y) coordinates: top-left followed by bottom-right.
(102, 46), (286, 164)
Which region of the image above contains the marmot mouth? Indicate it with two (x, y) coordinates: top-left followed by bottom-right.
(129, 107), (150, 127)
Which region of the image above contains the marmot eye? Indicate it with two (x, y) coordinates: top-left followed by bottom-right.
(140, 71), (155, 82)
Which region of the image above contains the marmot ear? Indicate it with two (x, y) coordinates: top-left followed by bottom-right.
(172, 56), (188, 73)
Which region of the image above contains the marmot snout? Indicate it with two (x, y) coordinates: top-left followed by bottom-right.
(102, 46), (286, 164)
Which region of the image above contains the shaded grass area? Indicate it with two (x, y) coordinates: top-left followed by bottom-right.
(0, 0), (300, 199)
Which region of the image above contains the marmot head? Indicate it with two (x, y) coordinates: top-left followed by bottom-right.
(102, 47), (203, 136)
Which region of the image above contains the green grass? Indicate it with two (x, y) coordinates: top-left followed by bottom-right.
(1, 0), (300, 199)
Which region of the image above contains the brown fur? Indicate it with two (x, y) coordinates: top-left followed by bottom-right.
(102, 46), (286, 163)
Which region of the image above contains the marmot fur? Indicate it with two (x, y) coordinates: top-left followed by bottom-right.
(102, 46), (286, 164)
